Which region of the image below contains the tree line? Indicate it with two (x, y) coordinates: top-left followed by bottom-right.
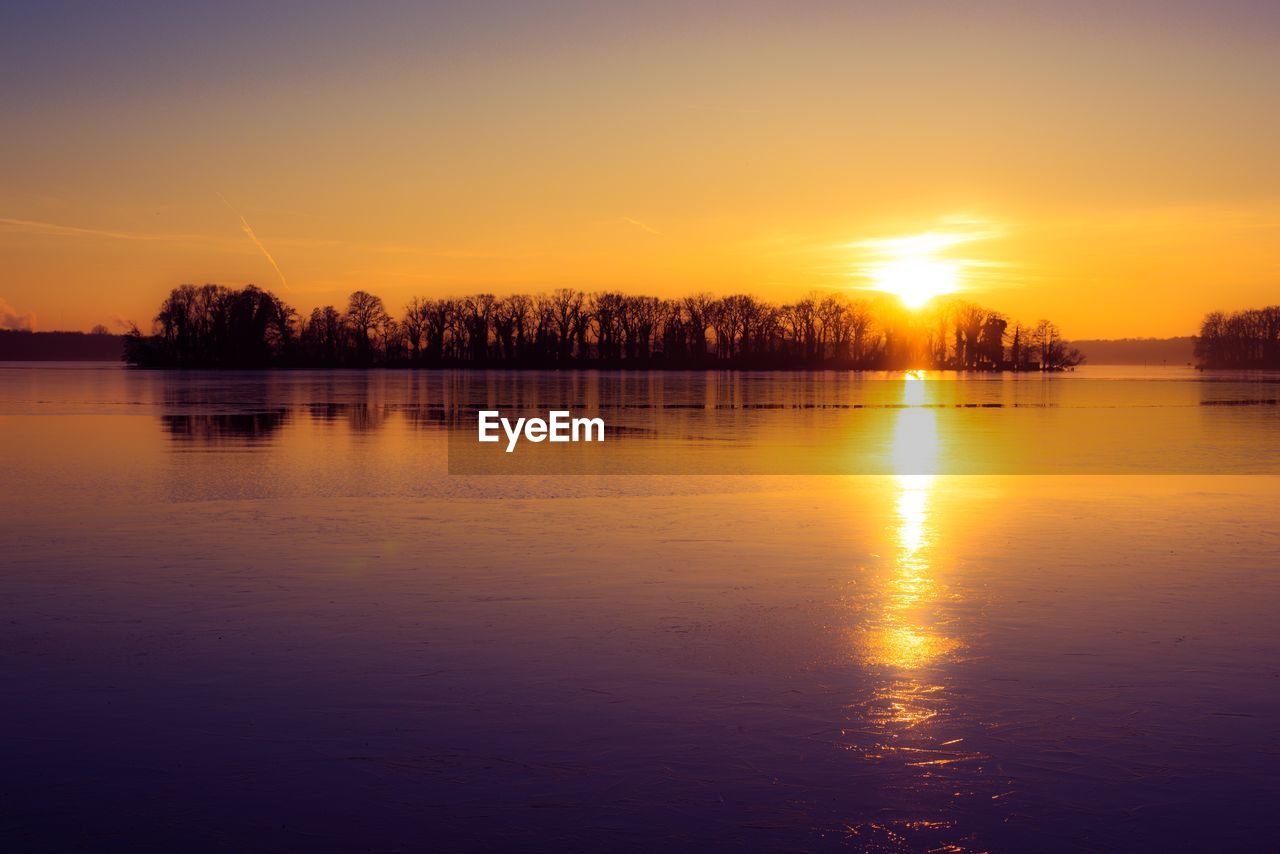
(123, 283), (1084, 371)
(1195, 306), (1280, 369)
(0, 328), (123, 361)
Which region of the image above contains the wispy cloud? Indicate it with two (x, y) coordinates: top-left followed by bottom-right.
(217, 193), (290, 293)
(622, 216), (662, 236)
(847, 218), (1006, 259)
(0, 212), (540, 288)
(0, 297), (36, 331)
(690, 104), (763, 114)
(841, 216), (1013, 297)
(0, 216), (229, 246)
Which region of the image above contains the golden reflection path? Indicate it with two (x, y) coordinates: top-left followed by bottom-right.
(862, 371), (960, 673)
(841, 372), (982, 850)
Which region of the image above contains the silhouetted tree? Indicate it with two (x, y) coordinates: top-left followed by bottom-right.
(1033, 319), (1084, 371)
(126, 283), (295, 367)
(1195, 305), (1280, 368)
(345, 291), (390, 365)
(403, 297), (428, 361)
(124, 283), (1084, 371)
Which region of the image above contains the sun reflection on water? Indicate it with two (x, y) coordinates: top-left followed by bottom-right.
(847, 372), (964, 773)
(840, 373), (984, 848)
(861, 373), (959, 671)
(859, 472), (962, 671)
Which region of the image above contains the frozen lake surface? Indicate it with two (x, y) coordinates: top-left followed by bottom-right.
(2, 364), (1279, 850)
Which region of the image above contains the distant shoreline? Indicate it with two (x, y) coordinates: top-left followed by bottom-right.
(0, 329), (124, 361)
(1062, 336), (1195, 366)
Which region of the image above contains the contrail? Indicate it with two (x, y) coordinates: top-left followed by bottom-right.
(217, 193), (290, 292)
(622, 216), (661, 236)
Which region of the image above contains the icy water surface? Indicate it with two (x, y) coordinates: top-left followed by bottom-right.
(2, 364), (1279, 851)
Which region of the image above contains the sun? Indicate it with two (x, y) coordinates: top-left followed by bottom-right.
(871, 257), (959, 309)
(852, 224), (992, 309)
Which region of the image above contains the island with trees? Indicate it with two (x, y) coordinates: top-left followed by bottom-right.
(122, 283), (1085, 372)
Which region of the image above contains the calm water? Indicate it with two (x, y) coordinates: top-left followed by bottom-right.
(3, 364), (1279, 851)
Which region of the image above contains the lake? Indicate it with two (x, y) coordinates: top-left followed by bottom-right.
(2, 363), (1279, 851)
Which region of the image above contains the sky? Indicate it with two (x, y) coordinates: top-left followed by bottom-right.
(2, 0), (1278, 337)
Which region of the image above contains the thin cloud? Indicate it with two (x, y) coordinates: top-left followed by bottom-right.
(276, 236), (518, 259)
(0, 216), (230, 247)
(217, 193), (290, 293)
(1, 211), (546, 292)
(0, 213), (522, 264)
(848, 224), (1006, 259)
(690, 104), (763, 114)
(622, 217), (662, 236)
(845, 217), (1012, 293)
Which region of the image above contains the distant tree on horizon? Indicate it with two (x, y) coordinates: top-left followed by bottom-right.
(1195, 306), (1280, 368)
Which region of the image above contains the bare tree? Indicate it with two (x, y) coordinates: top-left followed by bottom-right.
(549, 288), (584, 362)
(402, 297), (427, 361)
(346, 291), (390, 364)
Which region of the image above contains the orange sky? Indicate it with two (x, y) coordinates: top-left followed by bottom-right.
(2, 1), (1278, 337)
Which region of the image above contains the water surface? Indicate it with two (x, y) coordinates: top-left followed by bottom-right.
(2, 364), (1278, 851)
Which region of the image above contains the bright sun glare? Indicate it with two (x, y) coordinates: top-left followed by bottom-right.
(855, 226), (990, 309)
(872, 257), (959, 309)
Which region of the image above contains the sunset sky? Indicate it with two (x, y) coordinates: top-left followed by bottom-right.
(2, 0), (1278, 337)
